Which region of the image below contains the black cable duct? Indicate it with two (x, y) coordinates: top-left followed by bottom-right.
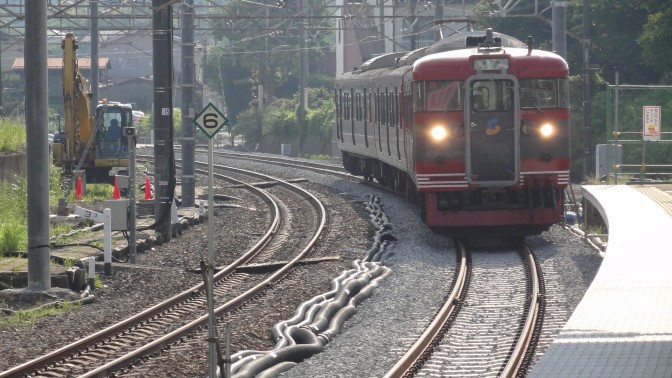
(226, 195), (394, 378)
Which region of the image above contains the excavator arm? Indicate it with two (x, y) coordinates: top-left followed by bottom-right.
(59, 32), (95, 170)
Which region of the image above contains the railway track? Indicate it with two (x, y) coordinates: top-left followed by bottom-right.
(1, 164), (327, 378)
(386, 240), (544, 377)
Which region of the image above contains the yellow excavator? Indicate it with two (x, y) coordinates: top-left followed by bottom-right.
(52, 32), (132, 183)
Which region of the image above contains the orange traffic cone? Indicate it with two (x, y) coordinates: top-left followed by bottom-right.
(112, 177), (121, 199)
(75, 177), (83, 200)
(144, 178), (153, 200)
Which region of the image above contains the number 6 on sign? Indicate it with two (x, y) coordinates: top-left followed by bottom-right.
(194, 103), (229, 139)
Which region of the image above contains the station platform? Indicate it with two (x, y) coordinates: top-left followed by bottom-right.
(530, 184), (672, 377)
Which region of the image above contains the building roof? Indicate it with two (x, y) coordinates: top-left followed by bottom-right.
(11, 57), (110, 70)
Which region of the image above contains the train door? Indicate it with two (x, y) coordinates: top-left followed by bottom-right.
(377, 88), (383, 152)
(350, 88), (356, 145)
(465, 77), (520, 185)
(386, 90), (391, 156)
(364, 89), (369, 148)
(395, 88), (401, 159)
(404, 75), (414, 177)
(335, 89), (343, 142)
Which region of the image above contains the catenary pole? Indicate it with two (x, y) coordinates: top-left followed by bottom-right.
(181, 0), (196, 208)
(25, 0), (51, 291)
(582, 0), (592, 177)
(552, 1), (567, 58)
(91, 0), (99, 107)
(153, 0), (174, 241)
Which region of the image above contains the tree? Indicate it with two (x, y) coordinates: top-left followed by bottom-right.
(202, 0), (333, 129)
(638, 7), (672, 82)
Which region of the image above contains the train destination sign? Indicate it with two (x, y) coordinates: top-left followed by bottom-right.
(194, 103), (228, 139)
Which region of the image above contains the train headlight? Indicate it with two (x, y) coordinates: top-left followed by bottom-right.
(539, 123), (554, 138)
(522, 120), (555, 138)
(430, 125), (449, 141)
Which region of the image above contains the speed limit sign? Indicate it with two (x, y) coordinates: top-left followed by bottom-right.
(194, 103), (229, 139)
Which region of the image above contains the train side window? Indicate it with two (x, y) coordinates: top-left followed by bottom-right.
(394, 89), (399, 127)
(426, 81), (462, 111)
(413, 81), (425, 112)
(558, 78), (569, 108)
(356, 92), (362, 121)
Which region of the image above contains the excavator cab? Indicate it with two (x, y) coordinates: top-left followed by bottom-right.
(96, 102), (132, 159)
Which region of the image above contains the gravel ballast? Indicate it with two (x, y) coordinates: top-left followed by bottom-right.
(0, 151), (602, 377)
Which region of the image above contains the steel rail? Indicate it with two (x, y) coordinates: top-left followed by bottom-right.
(500, 242), (541, 378)
(79, 164), (327, 377)
(0, 169), (281, 378)
(383, 240), (469, 378)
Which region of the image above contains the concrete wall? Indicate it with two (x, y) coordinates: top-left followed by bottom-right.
(0, 151), (25, 182)
(259, 134), (332, 157)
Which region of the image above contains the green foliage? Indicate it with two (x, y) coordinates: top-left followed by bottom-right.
(0, 178), (28, 254)
(474, 0), (672, 84)
(0, 219), (25, 255)
(300, 154), (332, 160)
(235, 85), (335, 148)
(133, 109), (181, 136)
(600, 86), (672, 177)
(135, 113), (153, 138)
(305, 87), (336, 141)
(0, 161), (77, 255)
(0, 118), (26, 152)
(637, 8), (672, 78)
(204, 1), (333, 128)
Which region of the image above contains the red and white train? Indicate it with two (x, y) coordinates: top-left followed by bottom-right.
(335, 29), (570, 236)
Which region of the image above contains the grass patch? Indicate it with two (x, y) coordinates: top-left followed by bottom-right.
(0, 162), (78, 256)
(300, 153), (333, 160)
(0, 301), (82, 327)
(94, 274), (103, 289)
(0, 118), (26, 152)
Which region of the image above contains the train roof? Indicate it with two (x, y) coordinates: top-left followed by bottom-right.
(425, 31), (527, 54)
(339, 30), (567, 81)
(360, 52), (407, 72)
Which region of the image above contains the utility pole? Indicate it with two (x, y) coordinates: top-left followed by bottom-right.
(409, 0), (417, 50)
(181, 0), (196, 208)
(153, 0), (174, 241)
(0, 34), (4, 117)
(582, 0), (592, 178)
(434, 0), (443, 42)
(91, 0), (99, 106)
(551, 1), (567, 58)
(25, 0), (51, 291)
(297, 0), (307, 156)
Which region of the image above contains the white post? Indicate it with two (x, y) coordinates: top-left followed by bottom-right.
(103, 208), (112, 276)
(207, 137), (217, 378)
(88, 256), (96, 290)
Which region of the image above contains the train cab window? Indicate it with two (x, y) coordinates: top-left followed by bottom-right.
(413, 80), (462, 112)
(472, 80), (513, 112)
(413, 81), (425, 111)
(520, 78), (569, 109)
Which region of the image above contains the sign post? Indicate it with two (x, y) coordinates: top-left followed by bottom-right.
(75, 206), (112, 276)
(194, 103), (228, 378)
(642, 106), (662, 181)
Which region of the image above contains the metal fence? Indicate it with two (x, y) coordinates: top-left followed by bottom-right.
(603, 83), (672, 183)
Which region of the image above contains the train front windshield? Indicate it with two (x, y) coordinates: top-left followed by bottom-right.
(519, 78), (570, 109)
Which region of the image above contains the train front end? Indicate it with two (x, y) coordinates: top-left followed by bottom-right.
(412, 31), (570, 236)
